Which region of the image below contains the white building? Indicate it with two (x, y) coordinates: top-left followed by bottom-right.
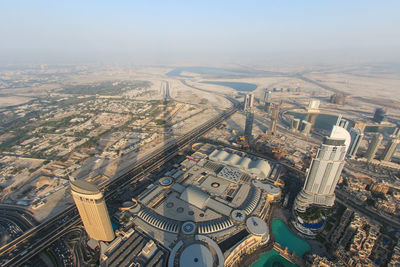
(295, 126), (350, 212)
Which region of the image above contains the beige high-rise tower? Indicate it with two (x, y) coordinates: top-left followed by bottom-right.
(70, 180), (115, 241)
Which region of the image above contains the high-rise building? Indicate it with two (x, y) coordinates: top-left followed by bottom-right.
(291, 118), (300, 131)
(339, 119), (350, 130)
(263, 89), (271, 103)
(347, 128), (363, 159)
(373, 108), (386, 124)
(295, 126), (350, 212)
(307, 99), (320, 112)
(270, 103), (280, 135)
(264, 89), (272, 113)
(365, 133), (383, 162)
(382, 138), (399, 162)
(161, 81), (170, 99)
(70, 180), (115, 241)
(243, 93), (254, 111)
(244, 111), (254, 141)
(300, 120), (312, 135)
(306, 113), (318, 128)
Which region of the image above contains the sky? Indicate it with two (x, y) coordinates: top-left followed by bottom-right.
(1, 0), (399, 65)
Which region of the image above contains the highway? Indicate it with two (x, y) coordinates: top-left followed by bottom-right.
(0, 204), (37, 230)
(0, 101), (238, 266)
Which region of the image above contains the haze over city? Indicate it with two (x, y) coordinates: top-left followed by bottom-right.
(1, 0), (400, 65)
(0, 1), (400, 267)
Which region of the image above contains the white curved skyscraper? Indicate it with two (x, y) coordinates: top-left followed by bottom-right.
(295, 126), (350, 212)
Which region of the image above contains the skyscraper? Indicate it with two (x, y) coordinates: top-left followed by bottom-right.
(339, 119), (350, 130)
(307, 99), (320, 112)
(243, 93), (254, 111)
(263, 88), (271, 103)
(244, 111), (254, 141)
(347, 127), (363, 159)
(270, 103), (280, 135)
(70, 180), (115, 241)
(291, 118), (300, 131)
(382, 138), (399, 161)
(264, 89), (272, 113)
(365, 133), (383, 162)
(299, 120), (312, 135)
(295, 126), (350, 212)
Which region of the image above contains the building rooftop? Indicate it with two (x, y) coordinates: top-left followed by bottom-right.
(209, 149), (271, 178)
(180, 186), (210, 210)
(246, 216), (268, 236)
(70, 180), (100, 195)
(179, 243), (213, 267)
(113, 144), (279, 266)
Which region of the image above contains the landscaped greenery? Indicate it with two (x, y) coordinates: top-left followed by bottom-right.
(61, 81), (150, 96)
(154, 119), (166, 126)
(298, 206), (325, 221)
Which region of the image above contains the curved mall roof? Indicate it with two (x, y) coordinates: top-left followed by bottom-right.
(209, 149), (271, 178)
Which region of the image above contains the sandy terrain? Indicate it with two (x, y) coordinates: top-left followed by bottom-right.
(304, 72), (400, 101)
(0, 96), (34, 107)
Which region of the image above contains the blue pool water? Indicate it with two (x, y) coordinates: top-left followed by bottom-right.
(252, 219), (311, 267)
(272, 219), (311, 257)
(251, 250), (296, 267)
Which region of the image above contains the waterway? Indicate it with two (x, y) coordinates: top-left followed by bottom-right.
(200, 81), (257, 92)
(166, 66), (261, 78)
(251, 219), (310, 267)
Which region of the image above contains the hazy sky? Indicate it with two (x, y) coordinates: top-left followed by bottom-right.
(1, 0), (399, 65)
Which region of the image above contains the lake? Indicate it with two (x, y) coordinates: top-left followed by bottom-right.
(200, 81), (257, 92)
(251, 219), (310, 267)
(166, 66), (267, 78)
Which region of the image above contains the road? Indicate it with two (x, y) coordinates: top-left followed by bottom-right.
(0, 204), (37, 230)
(0, 101), (238, 266)
(295, 73), (342, 94)
(335, 190), (400, 230)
